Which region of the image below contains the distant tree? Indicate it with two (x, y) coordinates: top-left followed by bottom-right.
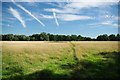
(30, 36), (35, 41)
(116, 34), (120, 41)
(77, 35), (84, 41)
(2, 33), (120, 41)
(40, 32), (49, 41)
(92, 38), (96, 41)
(70, 35), (78, 41)
(48, 34), (54, 41)
(84, 37), (92, 41)
(97, 34), (109, 41)
(19, 35), (27, 41)
(56, 35), (67, 41)
(0, 35), (2, 41)
(26, 36), (30, 41)
(66, 35), (71, 41)
(13, 35), (19, 41)
(109, 34), (117, 41)
(54, 35), (58, 41)
(31, 34), (40, 41)
(3, 34), (14, 41)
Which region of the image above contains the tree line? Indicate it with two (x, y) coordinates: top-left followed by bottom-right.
(1, 32), (120, 41)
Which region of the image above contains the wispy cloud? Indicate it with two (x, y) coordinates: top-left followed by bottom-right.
(52, 9), (59, 26)
(39, 14), (54, 19)
(58, 14), (94, 21)
(7, 0), (119, 2)
(101, 21), (118, 27)
(70, 0), (119, 2)
(44, 8), (79, 14)
(9, 7), (26, 28)
(46, 2), (65, 8)
(12, 0), (45, 26)
(44, 0), (118, 15)
(10, 0), (39, 2)
(89, 21), (118, 28)
(37, 13), (94, 21)
(66, 2), (117, 9)
(44, 1), (118, 22)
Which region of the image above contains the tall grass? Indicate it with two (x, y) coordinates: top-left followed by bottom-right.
(2, 41), (120, 80)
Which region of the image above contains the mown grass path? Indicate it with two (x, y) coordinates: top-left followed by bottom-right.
(70, 42), (79, 64)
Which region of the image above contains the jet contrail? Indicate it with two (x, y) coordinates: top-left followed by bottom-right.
(53, 9), (59, 26)
(12, 0), (45, 26)
(9, 7), (26, 28)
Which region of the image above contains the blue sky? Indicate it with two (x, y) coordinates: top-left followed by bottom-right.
(2, 1), (119, 38)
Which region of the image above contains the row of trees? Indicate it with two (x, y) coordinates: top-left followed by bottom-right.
(1, 32), (120, 41)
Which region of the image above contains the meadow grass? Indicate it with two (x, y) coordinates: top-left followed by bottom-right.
(1, 41), (120, 80)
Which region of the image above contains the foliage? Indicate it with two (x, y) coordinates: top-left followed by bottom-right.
(2, 33), (120, 41)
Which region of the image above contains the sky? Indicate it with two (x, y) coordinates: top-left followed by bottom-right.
(2, 0), (119, 38)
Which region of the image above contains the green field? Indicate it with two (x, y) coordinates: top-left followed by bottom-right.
(2, 41), (120, 80)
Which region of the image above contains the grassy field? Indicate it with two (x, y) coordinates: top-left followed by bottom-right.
(2, 41), (120, 80)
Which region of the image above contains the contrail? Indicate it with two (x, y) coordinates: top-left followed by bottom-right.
(9, 7), (26, 28)
(12, 0), (45, 26)
(52, 9), (59, 26)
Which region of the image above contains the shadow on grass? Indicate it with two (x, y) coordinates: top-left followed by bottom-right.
(2, 69), (70, 80)
(71, 51), (120, 80)
(2, 51), (120, 80)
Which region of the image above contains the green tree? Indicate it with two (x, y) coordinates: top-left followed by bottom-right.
(116, 34), (120, 41)
(6, 34), (14, 41)
(77, 35), (84, 41)
(97, 34), (109, 41)
(70, 35), (78, 41)
(109, 34), (117, 41)
(40, 32), (49, 41)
